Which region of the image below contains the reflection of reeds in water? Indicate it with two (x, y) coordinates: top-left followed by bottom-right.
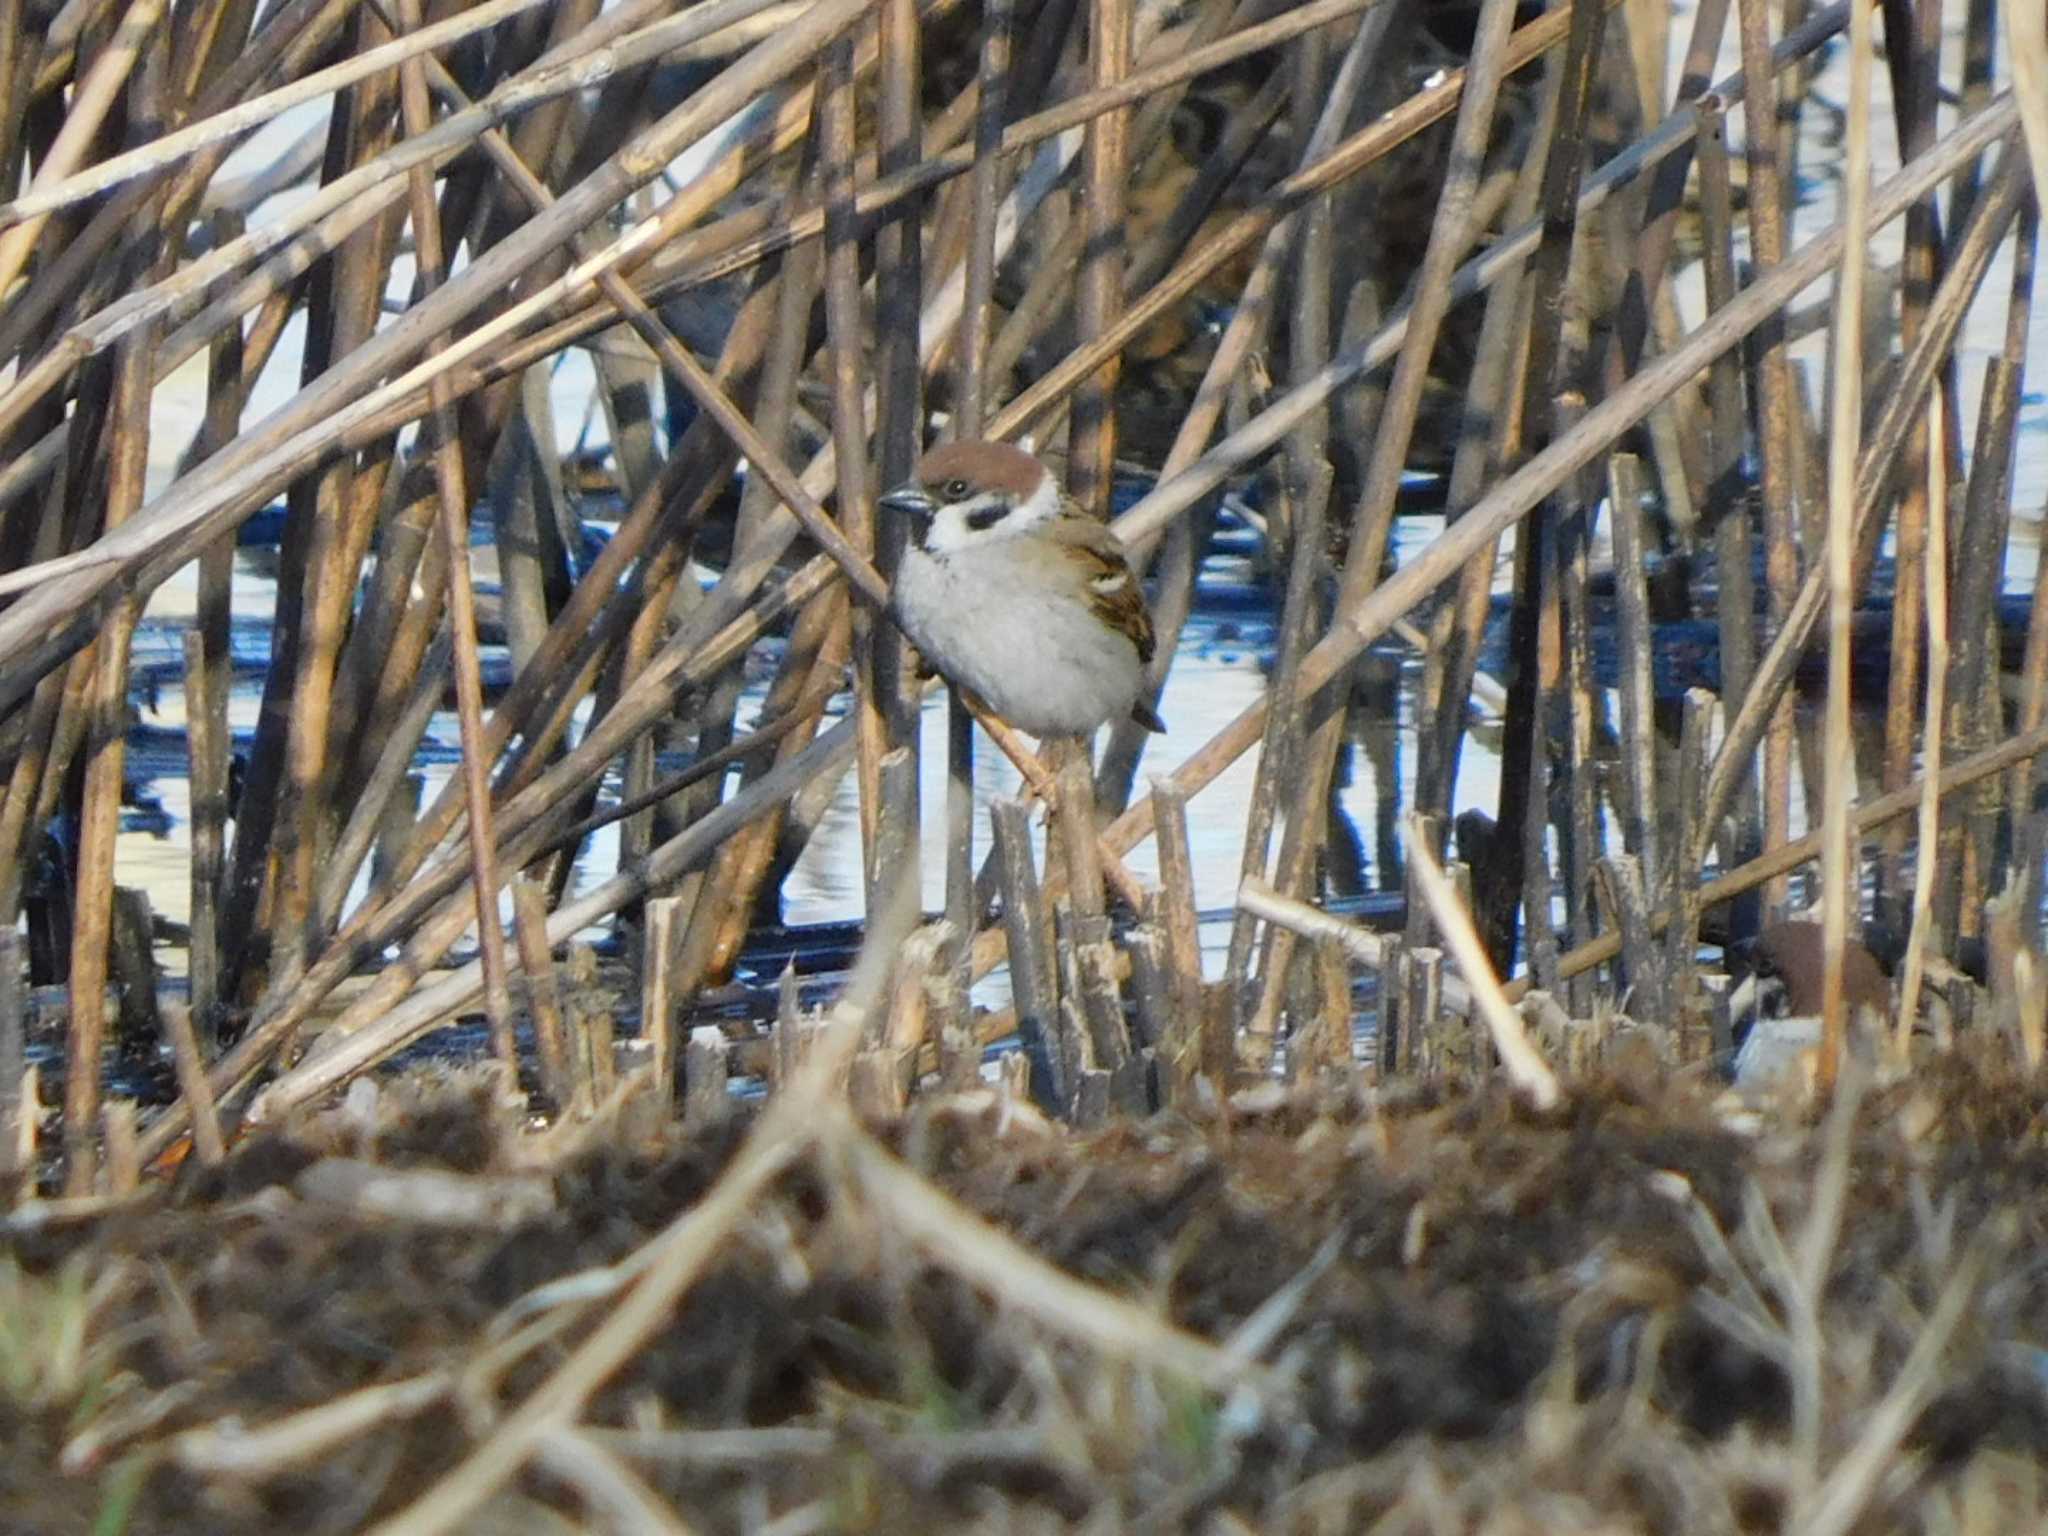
(0, 0), (2039, 1209)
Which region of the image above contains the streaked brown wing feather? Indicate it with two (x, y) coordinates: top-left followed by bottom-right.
(1048, 512), (1154, 665)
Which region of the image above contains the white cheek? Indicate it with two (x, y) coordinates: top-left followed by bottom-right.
(921, 507), (977, 555)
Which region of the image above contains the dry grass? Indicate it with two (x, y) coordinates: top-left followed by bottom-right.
(2, 1040), (2046, 1533)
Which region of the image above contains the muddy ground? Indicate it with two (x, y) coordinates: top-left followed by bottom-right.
(5, 1045), (2048, 1534)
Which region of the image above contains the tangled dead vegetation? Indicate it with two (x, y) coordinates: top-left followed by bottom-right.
(5, 1045), (2048, 1534)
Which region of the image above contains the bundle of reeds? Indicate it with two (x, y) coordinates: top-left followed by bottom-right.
(0, 0), (2039, 1202)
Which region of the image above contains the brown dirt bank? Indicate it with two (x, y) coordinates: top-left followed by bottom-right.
(5, 1048), (2048, 1534)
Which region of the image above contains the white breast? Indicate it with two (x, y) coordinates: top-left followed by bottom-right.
(894, 545), (1144, 736)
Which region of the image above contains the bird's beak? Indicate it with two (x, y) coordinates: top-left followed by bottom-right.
(878, 482), (935, 519)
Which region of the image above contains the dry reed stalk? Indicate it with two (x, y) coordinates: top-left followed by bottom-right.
(7, 1065), (32, 1205)
(510, 879), (573, 1110)
(1147, 775), (1210, 1088)
(489, 366), (578, 680)
(0, 933), (21, 1195)
(1595, 853), (1663, 1022)
(0, 0), (23, 200)
(820, 29), (881, 878)
(1949, 253), (2037, 901)
(932, 0), (1014, 1042)
(99, 1099), (139, 1196)
(1240, 878), (1384, 970)
(868, 0), (925, 883)
(0, 645), (93, 927)
(534, 1429), (694, 1535)
(314, 640), (450, 934)
(1512, 517), (1563, 995)
(1815, 0), (1873, 1089)
(1895, 392), (1950, 1064)
(1610, 0), (1732, 375)
(1606, 455), (1657, 887)
(965, 707), (1149, 914)
(1875, 0), (1947, 930)
(62, 318), (158, 1195)
(159, 1004), (225, 1168)
(1670, 745), (1727, 1032)
(1557, 430), (1602, 1017)
(0, 673), (69, 923)
(990, 796), (1064, 1109)
(2017, 0), (2048, 222)
(182, 300), (242, 1041)
(1694, 91), (1756, 877)
(1734, 0), (1800, 917)
(879, 918), (954, 1080)
(1066, 0), (1131, 517)
(640, 897), (683, 1117)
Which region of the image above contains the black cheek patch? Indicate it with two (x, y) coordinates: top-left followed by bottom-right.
(965, 505), (1009, 532)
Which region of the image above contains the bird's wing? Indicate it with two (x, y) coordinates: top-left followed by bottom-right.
(1048, 513), (1155, 665)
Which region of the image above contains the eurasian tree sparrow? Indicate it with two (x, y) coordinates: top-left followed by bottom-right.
(1727, 919), (1892, 1088)
(1743, 920), (1891, 1020)
(880, 441), (1167, 738)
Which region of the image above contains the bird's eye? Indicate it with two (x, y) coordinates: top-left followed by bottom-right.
(943, 477), (970, 499)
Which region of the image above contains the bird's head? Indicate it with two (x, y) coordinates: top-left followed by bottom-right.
(878, 440), (1060, 555)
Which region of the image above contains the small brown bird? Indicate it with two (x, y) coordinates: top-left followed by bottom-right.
(1747, 920), (1892, 1020)
(879, 441), (1166, 738)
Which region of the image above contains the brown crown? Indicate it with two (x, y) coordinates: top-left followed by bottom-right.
(912, 440), (1048, 501)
